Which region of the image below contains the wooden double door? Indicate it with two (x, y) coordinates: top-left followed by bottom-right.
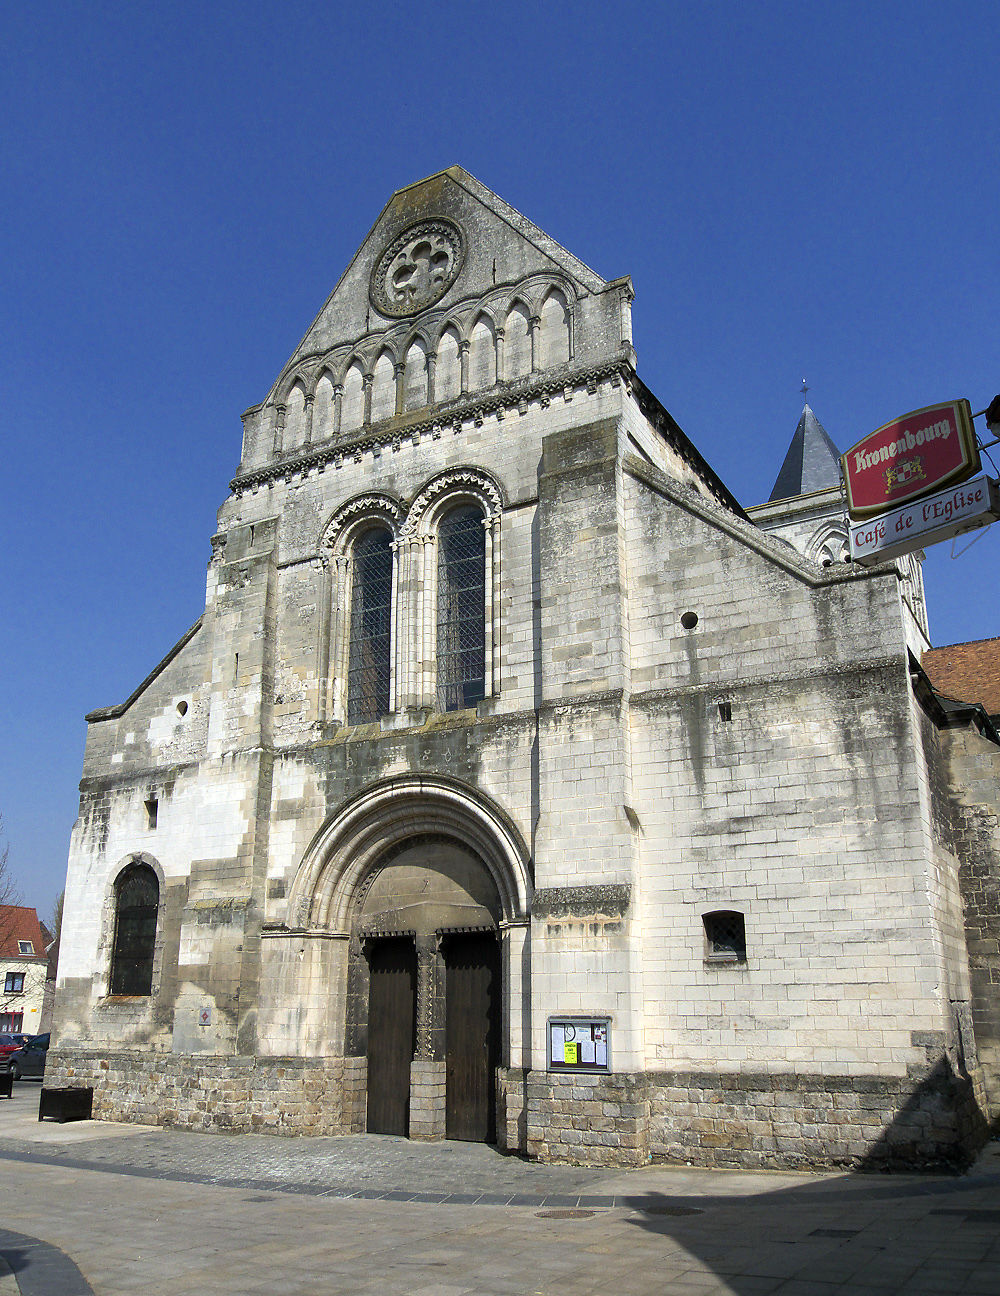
(365, 931), (500, 1143)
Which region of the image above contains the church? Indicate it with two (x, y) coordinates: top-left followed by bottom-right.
(51, 168), (1000, 1168)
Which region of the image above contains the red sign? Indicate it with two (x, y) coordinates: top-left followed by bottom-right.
(840, 399), (979, 519)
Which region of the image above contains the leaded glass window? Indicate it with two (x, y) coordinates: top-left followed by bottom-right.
(436, 506), (486, 712)
(347, 528), (393, 724)
(110, 863), (159, 995)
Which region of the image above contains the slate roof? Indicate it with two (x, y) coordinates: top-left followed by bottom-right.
(769, 404), (842, 501)
(0, 905), (48, 962)
(923, 637), (1000, 719)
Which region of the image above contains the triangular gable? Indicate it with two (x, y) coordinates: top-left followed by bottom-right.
(266, 166), (610, 401)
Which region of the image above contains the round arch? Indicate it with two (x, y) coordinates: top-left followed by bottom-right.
(401, 466), (505, 538)
(287, 775), (532, 932)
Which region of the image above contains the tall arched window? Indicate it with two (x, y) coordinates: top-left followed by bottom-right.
(348, 528), (394, 723)
(110, 862), (159, 995)
(436, 506), (486, 712)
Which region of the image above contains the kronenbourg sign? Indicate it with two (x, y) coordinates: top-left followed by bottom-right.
(849, 475), (1000, 566)
(840, 399), (979, 520)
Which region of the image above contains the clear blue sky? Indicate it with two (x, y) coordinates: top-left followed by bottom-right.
(3, 1), (999, 920)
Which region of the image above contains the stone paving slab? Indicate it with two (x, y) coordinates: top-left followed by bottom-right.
(3, 1082), (1000, 1294)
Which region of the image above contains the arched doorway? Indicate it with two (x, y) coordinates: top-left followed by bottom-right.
(356, 834), (501, 1141)
(286, 776), (532, 1148)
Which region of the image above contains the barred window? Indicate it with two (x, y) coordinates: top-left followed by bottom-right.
(703, 911), (746, 963)
(436, 506), (486, 712)
(347, 528), (393, 724)
(110, 863), (159, 995)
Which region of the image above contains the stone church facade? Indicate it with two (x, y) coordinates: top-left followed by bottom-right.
(52, 168), (1000, 1168)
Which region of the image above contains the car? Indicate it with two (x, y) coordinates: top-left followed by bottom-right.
(1, 1033), (49, 1080)
(0, 1034), (28, 1058)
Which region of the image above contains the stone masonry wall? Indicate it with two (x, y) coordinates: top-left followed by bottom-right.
(648, 1063), (985, 1172)
(526, 1071), (651, 1167)
(46, 1049), (367, 1136)
(937, 722), (1000, 1116)
(525, 1062), (986, 1171)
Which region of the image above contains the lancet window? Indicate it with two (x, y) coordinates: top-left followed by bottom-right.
(436, 506), (487, 712)
(347, 528), (394, 724)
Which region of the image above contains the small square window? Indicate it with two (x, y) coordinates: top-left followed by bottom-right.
(4, 972), (25, 994)
(703, 911), (746, 964)
(17, 941), (33, 955)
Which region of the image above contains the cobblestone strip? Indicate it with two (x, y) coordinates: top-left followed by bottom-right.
(0, 1146), (621, 1209)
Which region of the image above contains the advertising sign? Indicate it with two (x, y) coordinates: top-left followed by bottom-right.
(840, 399), (979, 520)
(849, 475), (1000, 566)
(548, 1018), (610, 1072)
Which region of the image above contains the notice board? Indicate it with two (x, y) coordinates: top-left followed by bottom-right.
(547, 1018), (610, 1071)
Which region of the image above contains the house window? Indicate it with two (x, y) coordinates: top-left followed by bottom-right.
(17, 941), (33, 955)
(109, 862), (159, 996)
(703, 911), (746, 963)
(4, 973), (24, 994)
(0, 1013), (23, 1033)
(347, 527), (394, 724)
(436, 505), (486, 712)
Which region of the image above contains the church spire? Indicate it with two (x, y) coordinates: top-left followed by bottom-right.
(768, 400), (842, 502)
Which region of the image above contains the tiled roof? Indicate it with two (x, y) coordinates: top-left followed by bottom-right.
(769, 404), (842, 501)
(923, 637), (1000, 718)
(0, 905), (48, 961)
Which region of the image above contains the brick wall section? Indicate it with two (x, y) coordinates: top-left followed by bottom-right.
(45, 1049), (367, 1136)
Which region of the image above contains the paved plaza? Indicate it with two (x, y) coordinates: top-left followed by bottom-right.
(1, 1083), (1000, 1294)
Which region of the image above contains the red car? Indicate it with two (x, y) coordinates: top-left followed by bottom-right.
(0, 1034), (28, 1058)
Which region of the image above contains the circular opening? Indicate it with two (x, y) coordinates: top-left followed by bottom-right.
(680, 611), (699, 630)
(822, 558), (833, 568)
(176, 701), (189, 717)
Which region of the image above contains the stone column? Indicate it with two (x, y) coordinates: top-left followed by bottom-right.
(529, 315), (541, 372)
(390, 538), (408, 712)
(489, 514), (501, 696)
(459, 340), (470, 394)
(303, 392), (315, 445)
(316, 556), (331, 724)
(273, 403), (287, 453)
(409, 935), (446, 1139)
(420, 535), (437, 708)
(362, 373), (373, 426)
(333, 383), (344, 438)
(426, 351), (437, 405)
(394, 362), (405, 416)
(495, 328), (505, 383)
(329, 554), (350, 723)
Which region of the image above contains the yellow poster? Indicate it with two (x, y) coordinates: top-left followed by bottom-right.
(563, 1041), (579, 1064)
